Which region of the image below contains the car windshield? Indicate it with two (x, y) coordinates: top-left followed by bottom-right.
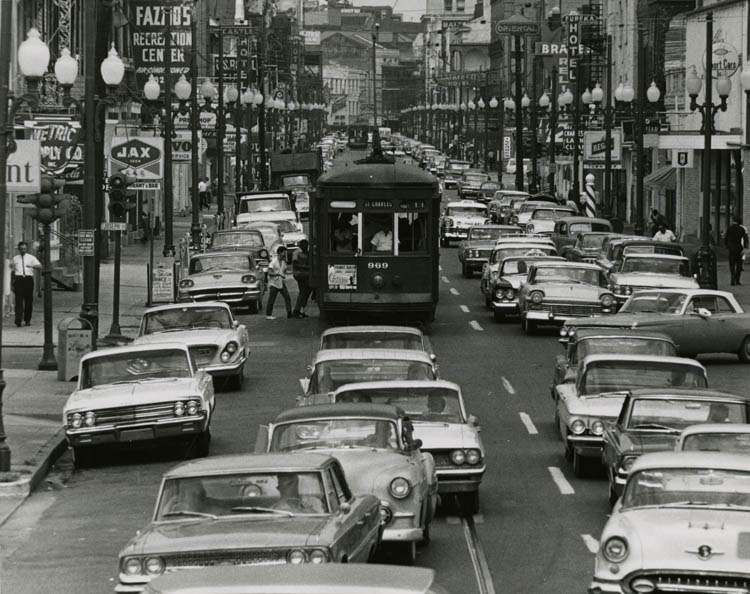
(681, 433), (750, 453)
(245, 226), (279, 247)
(281, 175), (310, 186)
(481, 183), (502, 192)
(621, 468), (750, 510)
(212, 231), (264, 248)
(532, 266), (603, 286)
(447, 206), (485, 216)
(501, 257), (550, 275)
(570, 223), (610, 234)
(447, 162), (470, 171)
(239, 197), (291, 213)
(80, 349), (191, 388)
(270, 419), (400, 451)
(519, 203), (540, 214)
(190, 255), (252, 273)
(311, 360), (435, 393)
(578, 338), (676, 359)
(532, 209), (574, 220)
(463, 174), (489, 182)
(627, 399), (747, 431)
(491, 247), (555, 264)
(623, 244), (684, 256)
(510, 198), (528, 208)
(273, 220), (296, 233)
(322, 333), (423, 350)
(621, 257), (691, 276)
(335, 386), (463, 423)
(580, 361), (707, 396)
(142, 306), (232, 334)
(620, 292), (688, 314)
(469, 228), (503, 241)
(155, 472), (329, 519)
(579, 235), (608, 249)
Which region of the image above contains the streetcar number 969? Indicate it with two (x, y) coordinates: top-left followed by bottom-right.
(367, 262), (389, 269)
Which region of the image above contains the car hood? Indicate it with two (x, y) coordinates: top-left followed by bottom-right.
(237, 211), (296, 223)
(311, 449), (418, 495)
(533, 283), (605, 300)
(568, 313), (677, 329)
(612, 273), (699, 288)
(65, 378), (200, 412)
(566, 392), (628, 419)
(411, 422), (481, 450)
(134, 329), (236, 347)
(499, 274), (525, 289)
(611, 431), (680, 455)
(187, 271), (250, 286)
(603, 507), (750, 571)
(463, 241), (497, 251)
(282, 232), (307, 243)
(447, 215), (486, 226)
(125, 516), (331, 555)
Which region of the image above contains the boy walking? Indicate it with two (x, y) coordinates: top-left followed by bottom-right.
(266, 246), (293, 319)
(292, 239), (312, 318)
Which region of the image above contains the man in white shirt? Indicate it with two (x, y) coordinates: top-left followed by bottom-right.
(653, 224), (677, 243)
(11, 241), (41, 327)
(197, 178), (208, 211)
(371, 222), (393, 252)
(265, 246), (293, 320)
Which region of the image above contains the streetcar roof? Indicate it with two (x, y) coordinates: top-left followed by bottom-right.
(318, 160), (439, 189)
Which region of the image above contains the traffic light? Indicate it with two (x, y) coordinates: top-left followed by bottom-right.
(108, 172), (137, 220)
(16, 176), (68, 224)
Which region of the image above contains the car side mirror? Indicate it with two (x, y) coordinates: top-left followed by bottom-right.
(232, 320), (240, 329)
(695, 307), (712, 318)
(339, 501), (351, 514)
(563, 369), (577, 383)
(468, 414), (479, 427)
(411, 438), (423, 451)
(299, 378), (310, 393)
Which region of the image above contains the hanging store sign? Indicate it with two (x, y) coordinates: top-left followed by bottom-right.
(6, 140), (41, 193)
(110, 137), (164, 189)
(566, 11), (580, 82)
(171, 130), (204, 161)
(583, 130), (622, 162)
(26, 120), (80, 176)
(130, 0), (192, 90)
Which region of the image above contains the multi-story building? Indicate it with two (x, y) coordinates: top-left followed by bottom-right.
(323, 63), (368, 126)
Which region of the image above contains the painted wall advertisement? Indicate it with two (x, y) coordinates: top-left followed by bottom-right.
(130, 0), (192, 90)
(327, 264), (357, 290)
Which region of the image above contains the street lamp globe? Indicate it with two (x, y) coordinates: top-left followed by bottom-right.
(521, 93), (530, 109)
(742, 66), (750, 92)
(265, 96), (274, 109)
(200, 79), (217, 100)
(241, 88), (253, 104)
(621, 83), (635, 103)
(174, 74), (191, 101)
(646, 81), (661, 103)
(459, 102), (467, 111)
(225, 85), (239, 103)
(557, 92), (566, 107)
(100, 44), (125, 88)
(591, 83), (604, 103)
(562, 88), (574, 105)
(253, 92), (264, 106)
(431, 102), (438, 110)
(685, 65), (702, 97)
(581, 87), (592, 105)
(478, 98), (485, 109)
(54, 47), (78, 87)
(143, 74), (161, 101)
(716, 75), (732, 99)
(538, 92), (550, 109)
(614, 81), (624, 102)
(489, 96), (499, 109)
(288, 100), (297, 111)
(468, 99), (475, 110)
(17, 28), (51, 79)
(505, 97), (515, 111)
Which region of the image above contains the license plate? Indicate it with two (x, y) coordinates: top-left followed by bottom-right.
(120, 428), (154, 442)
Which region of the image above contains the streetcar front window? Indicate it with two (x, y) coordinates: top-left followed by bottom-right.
(398, 212), (428, 252)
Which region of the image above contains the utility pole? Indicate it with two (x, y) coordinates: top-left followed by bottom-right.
(603, 35), (612, 215)
(189, 5), (201, 246)
(258, 2), (268, 189)
(216, 26), (225, 217)
(163, 20), (175, 256)
(514, 34), (524, 191)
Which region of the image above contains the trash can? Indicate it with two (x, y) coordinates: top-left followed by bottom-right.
(57, 317), (94, 382)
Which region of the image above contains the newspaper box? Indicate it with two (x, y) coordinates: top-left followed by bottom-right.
(57, 317), (93, 381)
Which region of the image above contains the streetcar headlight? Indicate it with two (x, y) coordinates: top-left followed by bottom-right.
(450, 449), (466, 465)
(570, 419), (586, 435)
(602, 537), (629, 562)
(466, 449), (481, 465)
(144, 556), (165, 576)
(389, 477), (411, 499)
(83, 411), (96, 427)
(287, 549), (307, 564)
(530, 291), (544, 304)
(371, 273), (386, 288)
(70, 412), (83, 428)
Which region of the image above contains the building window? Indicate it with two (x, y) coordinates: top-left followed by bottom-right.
(456, 0), (465, 11)
(444, 0), (453, 10)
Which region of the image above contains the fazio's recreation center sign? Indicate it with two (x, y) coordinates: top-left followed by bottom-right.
(130, 1), (192, 90)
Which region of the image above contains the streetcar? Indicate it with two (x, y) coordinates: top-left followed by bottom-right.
(310, 151), (440, 324)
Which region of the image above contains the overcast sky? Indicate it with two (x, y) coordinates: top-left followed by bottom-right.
(348, 0), (427, 21)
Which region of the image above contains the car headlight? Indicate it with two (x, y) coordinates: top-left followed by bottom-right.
(620, 455), (638, 473)
(591, 420), (605, 436)
(450, 449), (466, 465)
(494, 288), (504, 299)
(625, 286), (633, 295)
(530, 291), (544, 304)
(174, 401), (186, 416)
(389, 477), (411, 499)
(179, 279), (194, 289)
(504, 288), (515, 300)
(602, 537), (629, 562)
(379, 504), (393, 524)
(601, 294), (615, 308)
(241, 274), (257, 283)
(466, 449), (481, 465)
(287, 549), (307, 564)
(258, 249), (269, 260)
(122, 557), (143, 575)
(70, 412), (83, 428)
(186, 400), (199, 416)
(309, 549), (329, 564)
(559, 326), (569, 337)
(144, 556), (165, 576)
(84, 411), (96, 427)
(570, 419), (586, 435)
(511, 216), (519, 224)
(526, 225), (534, 234)
(444, 218), (454, 227)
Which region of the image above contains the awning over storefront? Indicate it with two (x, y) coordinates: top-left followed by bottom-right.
(644, 166), (676, 190)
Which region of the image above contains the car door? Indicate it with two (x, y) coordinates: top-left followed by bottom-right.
(710, 296), (747, 353)
(329, 464), (378, 562)
(680, 295), (724, 354)
(552, 342), (577, 391)
(601, 398), (630, 477)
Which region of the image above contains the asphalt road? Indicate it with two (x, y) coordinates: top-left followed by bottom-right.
(1, 161), (749, 594)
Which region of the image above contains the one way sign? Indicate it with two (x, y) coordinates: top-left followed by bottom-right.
(671, 149), (694, 168)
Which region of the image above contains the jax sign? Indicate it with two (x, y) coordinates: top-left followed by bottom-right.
(109, 137), (164, 190)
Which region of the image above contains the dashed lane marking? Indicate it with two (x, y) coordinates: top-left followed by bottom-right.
(582, 534), (599, 554)
(548, 466), (576, 495)
(519, 412), (538, 435)
(501, 377), (516, 395)
(450, 287), (460, 296)
(460, 305), (470, 313)
(442, 276), (450, 284)
(469, 320), (484, 331)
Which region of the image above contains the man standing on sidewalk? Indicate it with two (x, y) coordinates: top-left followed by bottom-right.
(292, 239), (312, 318)
(198, 178), (208, 210)
(266, 246), (293, 319)
(725, 216), (749, 285)
(11, 241), (41, 327)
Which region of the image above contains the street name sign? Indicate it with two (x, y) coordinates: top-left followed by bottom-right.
(6, 140), (41, 193)
(101, 222), (128, 231)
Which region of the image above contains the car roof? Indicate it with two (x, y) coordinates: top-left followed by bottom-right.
(274, 403), (404, 424)
(679, 423), (750, 437)
(572, 328), (675, 342)
(311, 349), (434, 364)
(631, 451), (750, 473)
(581, 354), (705, 369)
(238, 192), (290, 200)
(470, 224), (519, 230)
(530, 261), (601, 270)
(620, 238), (679, 247)
(143, 301), (231, 315)
(626, 388), (750, 403)
(625, 288), (734, 298)
(163, 453), (336, 478)
(502, 255), (563, 264)
(494, 242), (555, 251)
(191, 251), (250, 259)
(321, 325), (422, 337)
(80, 342), (188, 362)
(558, 216), (612, 225)
(333, 379), (461, 394)
(622, 253), (688, 260)
(145, 565), (437, 594)
(447, 200), (485, 208)
(213, 228), (261, 234)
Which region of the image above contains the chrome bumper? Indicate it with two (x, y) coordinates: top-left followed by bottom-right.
(436, 466), (485, 493)
(492, 300), (519, 312)
(382, 510), (422, 543)
(568, 434), (605, 457)
(202, 355), (247, 377)
(67, 413), (208, 447)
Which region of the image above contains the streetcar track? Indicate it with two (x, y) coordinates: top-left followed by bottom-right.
(462, 515), (497, 594)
